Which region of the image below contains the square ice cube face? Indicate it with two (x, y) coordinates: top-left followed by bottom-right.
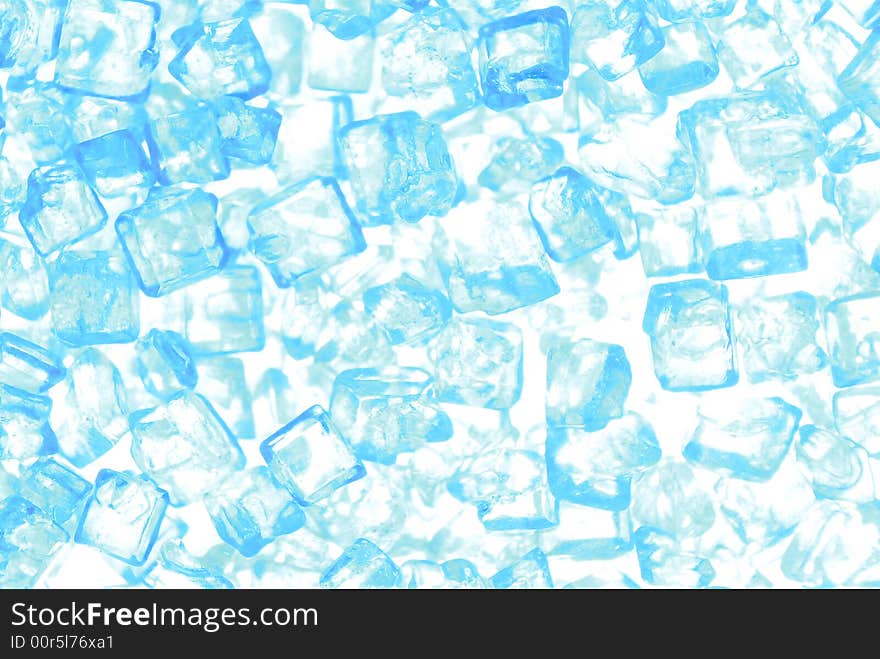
(20, 458), (91, 525)
(684, 396), (802, 481)
(437, 199), (560, 315)
(638, 22), (719, 96)
(362, 274), (452, 345)
(0, 231), (49, 320)
(490, 548), (554, 589)
(180, 265), (265, 355)
(0, 0), (65, 75)
(839, 31), (880, 126)
(73, 129), (155, 198)
(205, 467), (306, 557)
(478, 7), (569, 111)
(18, 162), (107, 257)
(47, 251), (140, 347)
(430, 318), (523, 409)
(169, 18), (271, 100)
(272, 97), (352, 184)
(654, 0), (735, 21)
(308, 0), (395, 40)
(570, 0), (664, 81)
(541, 504), (632, 559)
(74, 469), (169, 566)
(146, 107), (230, 185)
(634, 526), (715, 587)
(215, 97), (282, 165)
(247, 177), (365, 287)
(638, 205), (701, 277)
(677, 90), (820, 199)
(546, 339), (631, 430)
(55, 0), (160, 99)
(528, 167), (616, 263)
(699, 194), (808, 280)
(574, 67), (667, 133)
(130, 391), (245, 505)
(260, 405), (366, 506)
(0, 384), (57, 460)
(116, 188), (229, 297)
(338, 111), (457, 226)
(826, 292), (880, 387)
(0, 332), (66, 393)
(643, 279), (737, 392)
(0, 496), (68, 588)
(135, 329), (198, 400)
(715, 8), (798, 90)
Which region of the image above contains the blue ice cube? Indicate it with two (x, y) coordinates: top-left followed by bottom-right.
(797, 425), (874, 502)
(528, 167), (616, 263)
(309, 0), (394, 40)
(74, 469), (169, 566)
(0, 0), (66, 74)
(307, 26), (374, 93)
(18, 161), (107, 257)
(831, 161), (880, 270)
(677, 90), (820, 199)
(47, 251), (140, 347)
(839, 30), (880, 127)
(834, 387), (880, 455)
(248, 177), (365, 287)
(573, 68), (667, 133)
(363, 275), (452, 345)
(0, 384), (57, 460)
(634, 526), (714, 587)
(51, 349), (128, 467)
(478, 136), (564, 194)
(478, 7), (569, 111)
(542, 504), (632, 559)
(546, 338), (631, 430)
(546, 413), (661, 509)
(0, 332), (65, 393)
(437, 199), (560, 314)
(20, 458), (91, 525)
(214, 97), (281, 165)
(631, 461), (715, 537)
(73, 129), (155, 199)
(135, 329), (198, 400)
(319, 538), (399, 588)
(146, 106), (230, 185)
(142, 540), (233, 589)
(0, 232), (49, 320)
(169, 18), (271, 99)
(330, 367), (452, 464)
(399, 559), (487, 588)
(205, 467), (306, 557)
(837, 0), (880, 27)
(570, 0), (663, 81)
(735, 292), (827, 382)
(490, 548), (553, 589)
(380, 9), (480, 121)
(714, 8), (798, 89)
(430, 317), (522, 409)
(180, 265), (265, 355)
(654, 0), (735, 21)
(130, 391), (245, 505)
(684, 396), (802, 481)
(195, 357), (255, 440)
(55, 0), (160, 99)
(638, 205), (701, 277)
(638, 22), (718, 96)
(0, 496), (68, 587)
(338, 111), (457, 225)
(643, 279), (737, 392)
(4, 86), (74, 165)
(116, 188), (229, 297)
(825, 292), (880, 387)
(260, 405), (366, 505)
(68, 95), (148, 143)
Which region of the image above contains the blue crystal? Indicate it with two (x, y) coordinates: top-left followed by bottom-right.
(0, 332), (65, 393)
(135, 329), (198, 401)
(430, 317), (522, 409)
(840, 30), (880, 129)
(143, 541), (234, 589)
(116, 188), (228, 297)
(319, 538), (399, 588)
(399, 559), (487, 589)
(643, 279), (737, 392)
(55, 0), (160, 99)
(260, 405), (366, 506)
(169, 18), (271, 100)
(638, 205), (701, 277)
(20, 458), (91, 525)
(490, 548), (553, 589)
(18, 161), (107, 257)
(330, 367), (452, 465)
(214, 97), (281, 166)
(307, 27), (374, 93)
(0, 495), (68, 587)
(130, 391), (245, 505)
(247, 177), (365, 287)
(478, 7), (569, 111)
(250, 6), (304, 99)
(654, 0), (735, 21)
(714, 8), (798, 90)
(362, 275), (452, 345)
(74, 469), (169, 566)
(546, 413), (661, 509)
(634, 526), (714, 587)
(205, 467), (306, 557)
(0, 231), (49, 320)
(543, 504), (633, 559)
(631, 461), (715, 537)
(0, 384), (57, 460)
(47, 251), (140, 346)
(0, 0), (66, 74)
(195, 357), (255, 440)
(683, 396), (802, 481)
(146, 106), (230, 185)
(831, 162), (880, 269)
(5, 86), (74, 165)
(272, 97), (352, 183)
(835, 388), (880, 456)
(73, 129), (155, 199)
(825, 292), (880, 387)
(797, 425), (874, 502)
(570, 0), (663, 81)
(574, 68), (667, 133)
(638, 22), (718, 96)
(478, 136), (564, 194)
(308, 0), (394, 40)
(338, 111), (457, 225)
